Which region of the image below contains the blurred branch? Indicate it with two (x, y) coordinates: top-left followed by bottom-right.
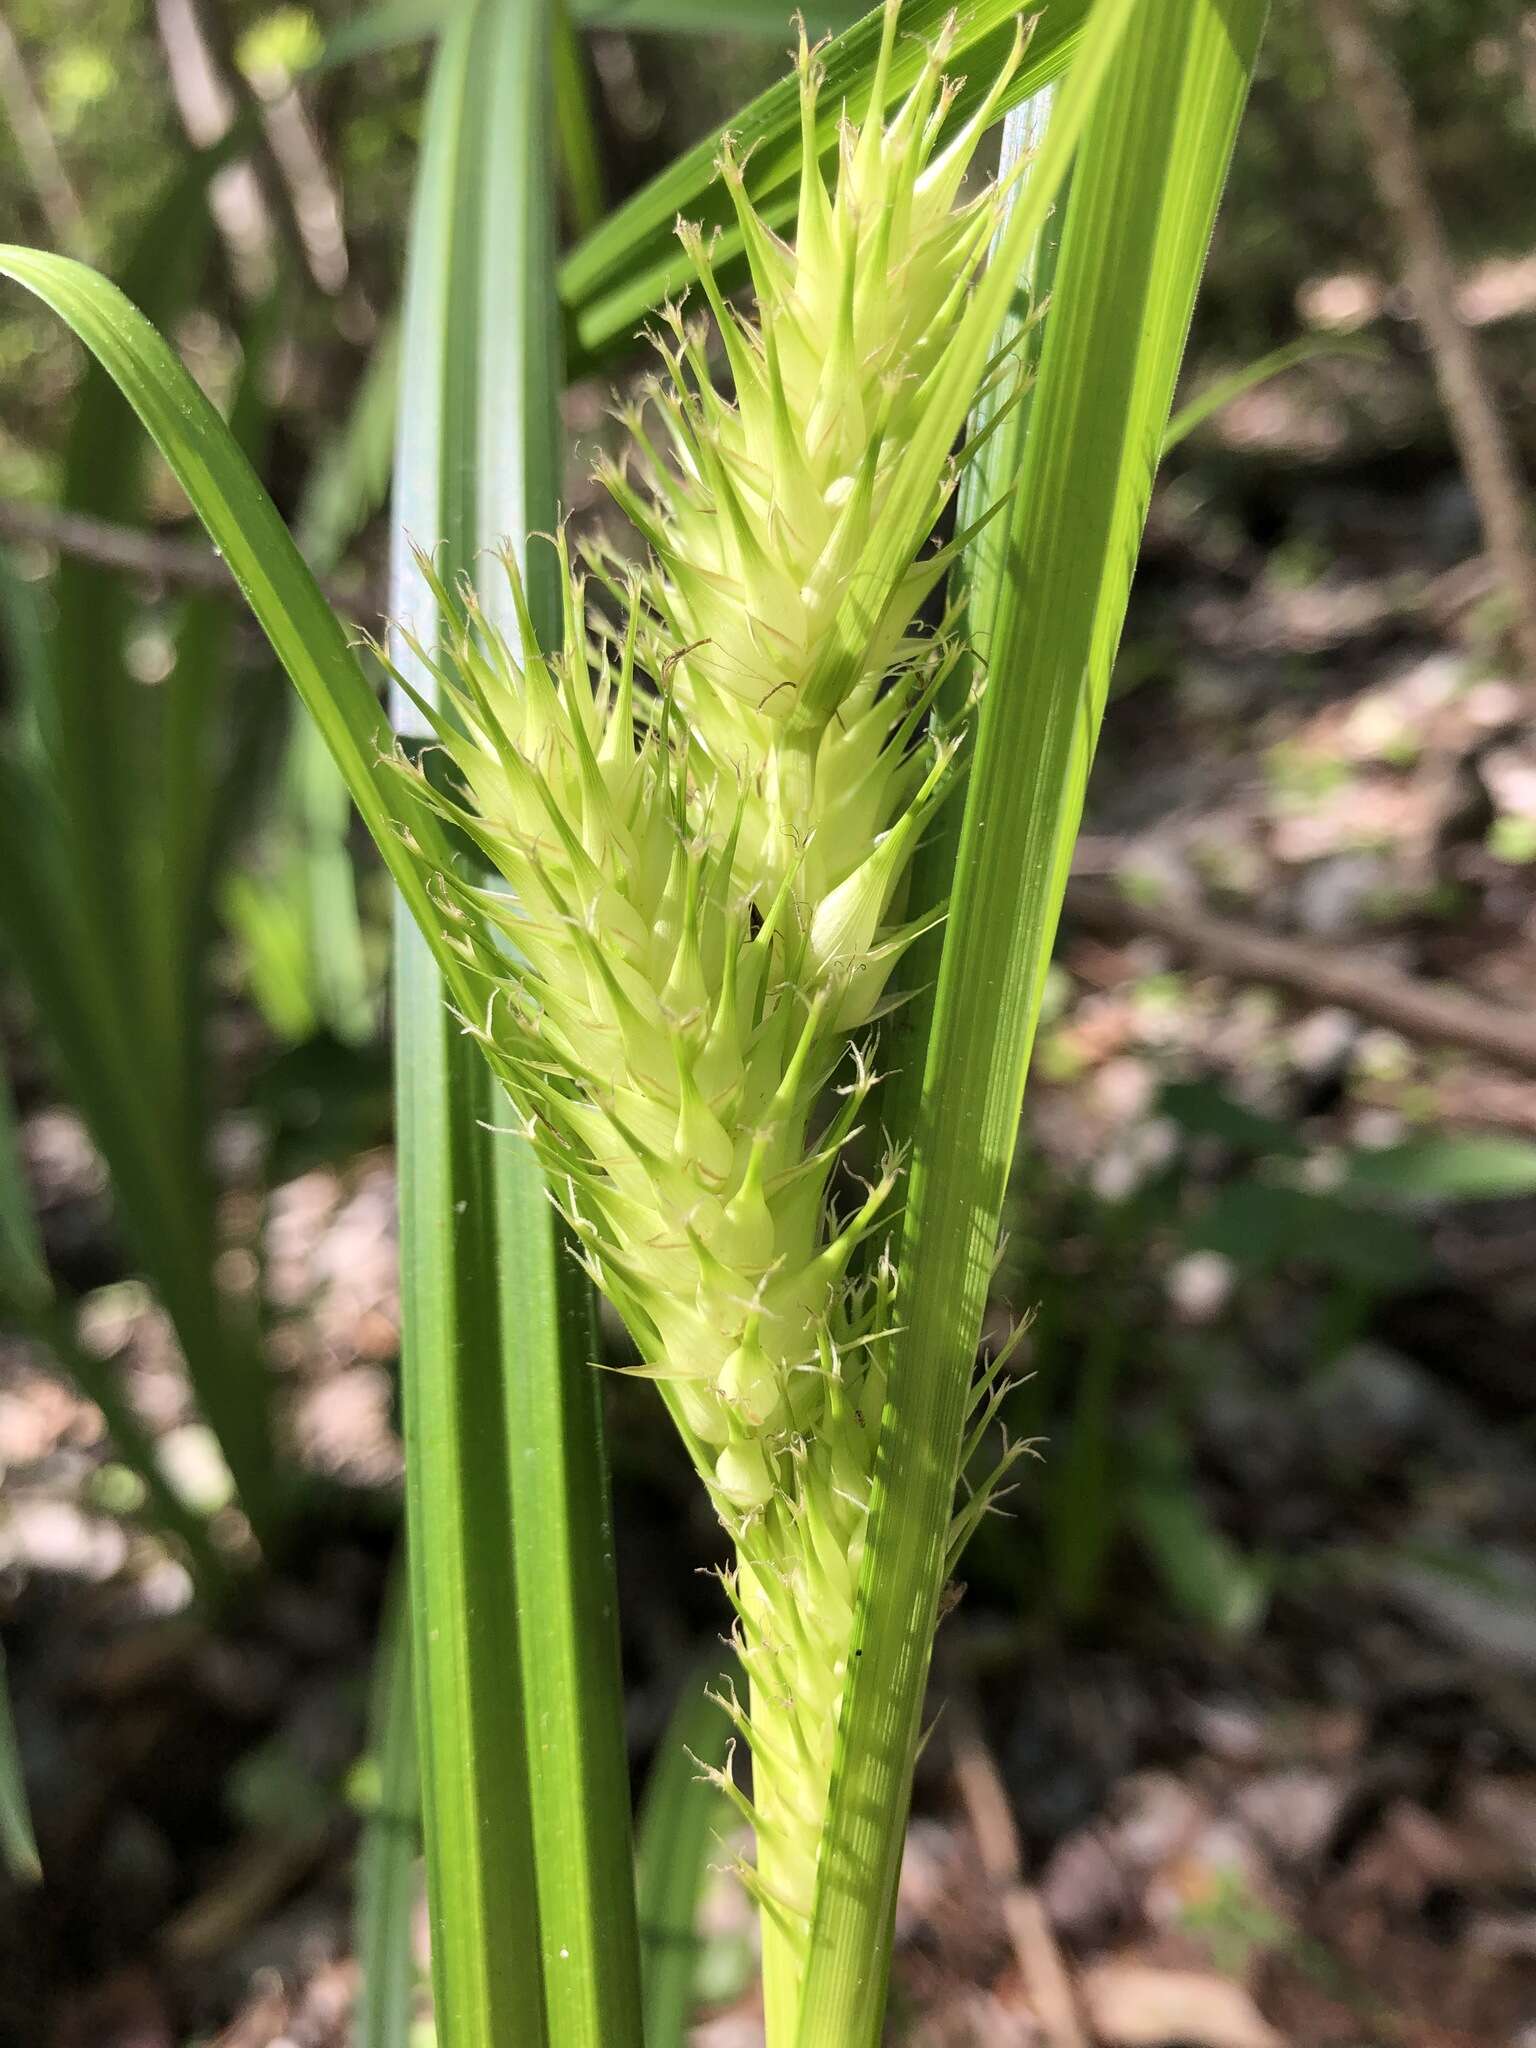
(1067, 874), (1536, 1078)
(244, 66), (350, 296)
(1315, 0), (1536, 685)
(0, 499), (375, 618)
(155, 0), (276, 297)
(0, 10), (90, 258)
(154, 0), (349, 299)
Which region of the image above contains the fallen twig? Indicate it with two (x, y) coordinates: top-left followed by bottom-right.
(1067, 875), (1536, 1078)
(1316, 0), (1536, 685)
(951, 1703), (1090, 2048)
(0, 9), (90, 259)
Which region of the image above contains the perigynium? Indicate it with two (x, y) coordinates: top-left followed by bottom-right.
(385, 2), (1033, 2026)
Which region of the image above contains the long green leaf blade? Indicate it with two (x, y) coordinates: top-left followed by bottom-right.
(393, 921), (544, 2045)
(579, 0), (863, 25)
(313, 0), (863, 73)
(355, 1566), (420, 2048)
(311, 0), (445, 74)
(476, 0), (642, 2019)
(0, 545), (48, 760)
(388, 0), (641, 2042)
(388, 5), (547, 2041)
(884, 85), (1060, 1159)
(1162, 332), (1373, 453)
(635, 1663), (736, 2048)
(0, 1637), (38, 1885)
(797, 5), (1268, 2039)
(552, 5), (605, 238)
(498, 1155), (637, 2044)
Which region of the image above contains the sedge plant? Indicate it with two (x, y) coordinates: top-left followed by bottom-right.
(373, 9), (1069, 2021)
(0, 0), (1266, 2034)
(376, 12), (1044, 2021)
